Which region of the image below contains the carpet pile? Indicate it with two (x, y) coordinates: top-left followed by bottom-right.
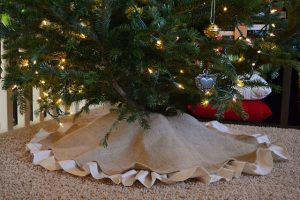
(0, 117), (299, 200)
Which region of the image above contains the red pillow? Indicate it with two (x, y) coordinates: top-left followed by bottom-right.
(187, 100), (272, 122)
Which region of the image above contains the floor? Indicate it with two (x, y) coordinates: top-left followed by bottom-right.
(0, 119), (299, 200)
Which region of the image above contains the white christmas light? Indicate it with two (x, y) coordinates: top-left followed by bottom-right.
(156, 40), (164, 49)
(177, 84), (185, 89)
(269, 33), (275, 37)
(201, 99), (209, 106)
(80, 22), (87, 27)
(205, 91), (212, 96)
(232, 96), (237, 103)
(80, 33), (86, 39)
(21, 59), (29, 67)
(270, 9), (277, 14)
(148, 68), (154, 74)
(40, 19), (51, 27)
(237, 80), (245, 88)
(56, 98), (63, 104)
(18, 48), (26, 53)
(238, 56), (245, 63)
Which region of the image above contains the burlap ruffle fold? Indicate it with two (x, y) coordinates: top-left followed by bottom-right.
(26, 114), (290, 188)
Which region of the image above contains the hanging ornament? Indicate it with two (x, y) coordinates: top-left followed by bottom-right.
(204, 24), (220, 38)
(204, 0), (220, 38)
(195, 69), (217, 92)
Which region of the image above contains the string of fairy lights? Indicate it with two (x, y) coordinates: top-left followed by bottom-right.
(12, 2), (281, 125)
(153, 2), (278, 107)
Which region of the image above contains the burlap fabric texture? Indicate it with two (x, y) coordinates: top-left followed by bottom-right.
(27, 109), (290, 188)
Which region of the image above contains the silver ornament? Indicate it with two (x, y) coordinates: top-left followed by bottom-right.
(195, 70), (217, 92)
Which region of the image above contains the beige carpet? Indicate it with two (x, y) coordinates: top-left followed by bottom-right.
(0, 117), (299, 200)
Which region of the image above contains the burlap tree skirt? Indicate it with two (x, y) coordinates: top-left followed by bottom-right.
(26, 108), (290, 188)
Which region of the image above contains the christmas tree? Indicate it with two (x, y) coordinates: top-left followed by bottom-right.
(0, 0), (299, 132)
(0, 0), (294, 188)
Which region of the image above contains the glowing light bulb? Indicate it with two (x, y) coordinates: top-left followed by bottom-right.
(176, 36), (180, 41)
(156, 40), (164, 49)
(269, 33), (275, 37)
(177, 84), (185, 89)
(237, 80), (245, 88)
(41, 20), (50, 26)
(201, 99), (209, 106)
(12, 85), (17, 90)
(205, 91), (212, 96)
(21, 59), (29, 67)
(59, 123), (63, 127)
(38, 96), (42, 100)
(244, 38), (253, 46)
(223, 6), (228, 12)
(56, 98), (63, 105)
(148, 68), (154, 74)
(80, 33), (86, 39)
(271, 23), (276, 28)
(252, 63), (256, 67)
(180, 70), (184, 74)
(35, 71), (39, 75)
(232, 97), (237, 103)
(257, 50), (262, 54)
(18, 48), (26, 53)
(40, 80), (46, 84)
(270, 9), (277, 14)
(61, 58), (66, 63)
(238, 55), (245, 63)
(60, 66), (65, 70)
(33, 60), (37, 65)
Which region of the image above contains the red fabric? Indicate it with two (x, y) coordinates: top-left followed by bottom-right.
(187, 101), (272, 122)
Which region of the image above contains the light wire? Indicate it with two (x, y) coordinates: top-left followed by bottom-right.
(210, 0), (216, 24)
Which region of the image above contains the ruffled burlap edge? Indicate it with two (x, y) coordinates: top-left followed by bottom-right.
(26, 120), (290, 188)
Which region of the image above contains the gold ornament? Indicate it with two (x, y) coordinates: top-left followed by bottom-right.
(204, 23), (220, 38)
(204, 0), (220, 38)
